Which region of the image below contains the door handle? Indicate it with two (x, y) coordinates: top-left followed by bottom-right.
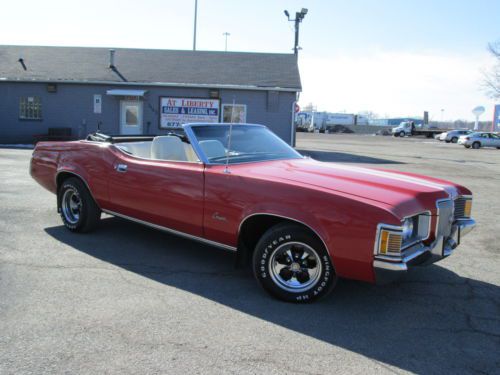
(115, 163), (128, 173)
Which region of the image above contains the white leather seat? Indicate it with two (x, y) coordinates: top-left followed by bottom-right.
(117, 142), (152, 158)
(199, 140), (226, 159)
(151, 136), (188, 161)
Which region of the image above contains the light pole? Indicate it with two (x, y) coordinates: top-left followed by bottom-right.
(193, 0), (198, 51)
(223, 32), (230, 52)
(284, 8), (308, 55)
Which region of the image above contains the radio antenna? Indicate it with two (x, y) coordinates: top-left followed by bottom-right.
(224, 97), (236, 174)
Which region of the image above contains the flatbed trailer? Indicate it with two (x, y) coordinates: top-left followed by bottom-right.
(392, 121), (447, 138)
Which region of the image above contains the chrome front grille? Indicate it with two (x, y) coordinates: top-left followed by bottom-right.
(437, 200), (454, 238)
(454, 197), (466, 219)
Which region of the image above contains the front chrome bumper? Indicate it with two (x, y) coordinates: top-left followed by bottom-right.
(373, 218), (476, 284)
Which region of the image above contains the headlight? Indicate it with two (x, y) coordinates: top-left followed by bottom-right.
(401, 214), (431, 248)
(376, 213), (431, 256)
(402, 218), (414, 241)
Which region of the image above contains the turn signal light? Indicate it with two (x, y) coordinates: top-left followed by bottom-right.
(464, 199), (472, 218)
(379, 230), (403, 254)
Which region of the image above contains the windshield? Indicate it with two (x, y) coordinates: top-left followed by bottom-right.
(190, 124), (302, 164)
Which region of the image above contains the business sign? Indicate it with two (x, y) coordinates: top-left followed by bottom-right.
(494, 104), (500, 131)
(160, 97), (220, 128)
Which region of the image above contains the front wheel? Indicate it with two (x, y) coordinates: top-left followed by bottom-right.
(253, 223), (337, 303)
(399, 131), (405, 137)
(59, 177), (101, 232)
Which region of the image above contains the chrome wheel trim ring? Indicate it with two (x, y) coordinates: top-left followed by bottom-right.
(62, 188), (81, 225)
(268, 241), (323, 293)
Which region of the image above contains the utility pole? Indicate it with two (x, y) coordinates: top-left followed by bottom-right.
(284, 8), (308, 56)
(223, 32), (230, 52)
(193, 0), (198, 50)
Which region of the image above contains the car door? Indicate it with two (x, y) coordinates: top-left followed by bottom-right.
(480, 133), (492, 147)
(490, 133), (500, 147)
(106, 150), (204, 237)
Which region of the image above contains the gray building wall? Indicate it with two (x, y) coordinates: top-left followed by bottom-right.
(0, 82), (296, 144)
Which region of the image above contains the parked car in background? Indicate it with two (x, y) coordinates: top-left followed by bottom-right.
(458, 132), (500, 149)
(437, 132), (448, 141)
(443, 129), (473, 143)
(30, 123), (476, 303)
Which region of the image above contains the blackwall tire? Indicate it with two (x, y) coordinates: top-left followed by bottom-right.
(472, 142), (481, 149)
(58, 177), (101, 233)
(252, 223), (337, 303)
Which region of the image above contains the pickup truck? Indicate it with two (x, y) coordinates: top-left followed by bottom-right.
(392, 121), (444, 138)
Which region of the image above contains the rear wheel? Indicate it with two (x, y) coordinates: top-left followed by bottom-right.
(472, 142), (481, 149)
(451, 137), (458, 143)
(253, 223), (337, 303)
(59, 177), (101, 232)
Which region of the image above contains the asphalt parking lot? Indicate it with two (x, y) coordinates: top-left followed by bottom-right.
(1, 134), (499, 374)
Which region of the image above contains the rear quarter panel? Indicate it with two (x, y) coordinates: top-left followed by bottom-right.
(31, 141), (115, 208)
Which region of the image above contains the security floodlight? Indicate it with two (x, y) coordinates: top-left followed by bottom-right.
(283, 7), (308, 55)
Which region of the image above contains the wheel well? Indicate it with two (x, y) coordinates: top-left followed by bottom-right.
(56, 171), (77, 192)
(236, 214), (326, 267)
(55, 172), (99, 211)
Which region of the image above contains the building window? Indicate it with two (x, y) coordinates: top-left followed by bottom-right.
(19, 97), (42, 120)
(222, 104), (247, 123)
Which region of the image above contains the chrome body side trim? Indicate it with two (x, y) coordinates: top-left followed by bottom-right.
(102, 209), (237, 252)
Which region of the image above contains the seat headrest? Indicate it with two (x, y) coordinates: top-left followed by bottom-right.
(151, 136), (188, 161)
(199, 140), (226, 159)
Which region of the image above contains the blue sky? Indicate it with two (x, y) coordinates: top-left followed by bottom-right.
(1, 0), (499, 120)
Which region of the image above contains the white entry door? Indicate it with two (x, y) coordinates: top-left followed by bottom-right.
(120, 100), (143, 135)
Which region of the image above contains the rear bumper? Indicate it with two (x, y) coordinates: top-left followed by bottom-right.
(373, 218), (476, 284)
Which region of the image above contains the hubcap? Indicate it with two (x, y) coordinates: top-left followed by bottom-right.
(269, 242), (322, 293)
(62, 188), (82, 225)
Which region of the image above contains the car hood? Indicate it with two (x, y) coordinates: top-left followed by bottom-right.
(231, 158), (460, 214)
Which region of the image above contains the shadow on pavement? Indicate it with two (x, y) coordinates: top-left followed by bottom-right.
(297, 149), (404, 164)
(45, 217), (499, 374)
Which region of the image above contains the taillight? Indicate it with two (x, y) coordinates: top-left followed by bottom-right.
(464, 137), (470, 140)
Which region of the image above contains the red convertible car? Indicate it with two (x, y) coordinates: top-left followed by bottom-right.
(30, 123), (476, 302)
